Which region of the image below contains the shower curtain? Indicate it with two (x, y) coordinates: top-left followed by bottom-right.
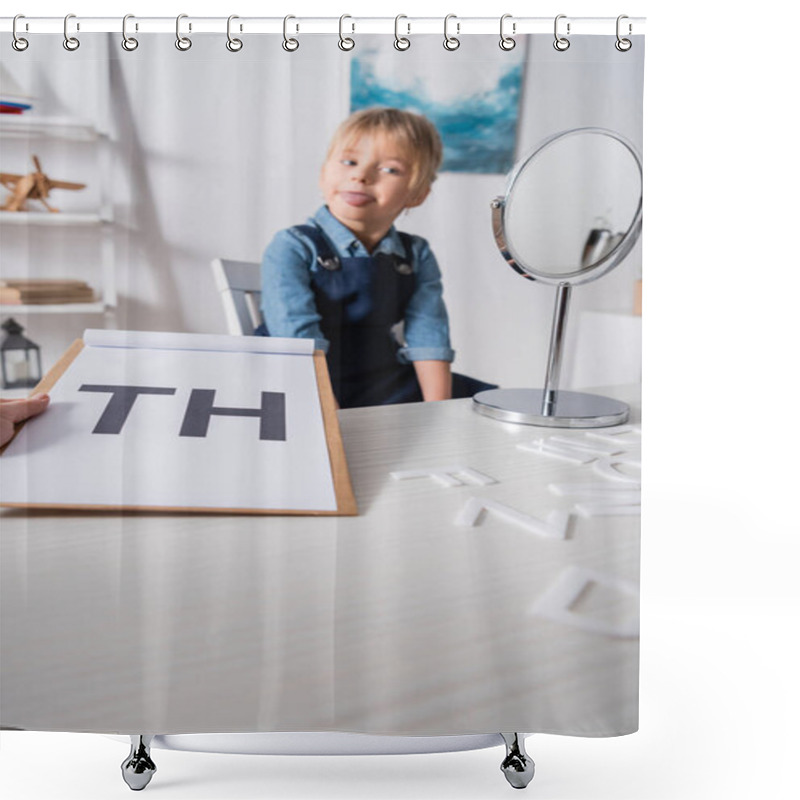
(0, 19), (643, 753)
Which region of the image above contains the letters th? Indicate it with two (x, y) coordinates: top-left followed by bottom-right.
(78, 384), (286, 441)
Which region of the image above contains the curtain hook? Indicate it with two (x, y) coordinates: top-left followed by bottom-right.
(394, 15), (410, 50)
(282, 15), (299, 52)
(553, 14), (571, 51)
(443, 14), (460, 51)
(121, 14), (139, 51)
(615, 15), (632, 51)
(226, 15), (243, 51)
(499, 14), (516, 51)
(12, 14), (29, 51)
(63, 14), (80, 51)
(176, 13), (192, 51)
(338, 14), (355, 51)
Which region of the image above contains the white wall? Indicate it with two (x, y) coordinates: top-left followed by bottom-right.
(2, 33), (642, 389)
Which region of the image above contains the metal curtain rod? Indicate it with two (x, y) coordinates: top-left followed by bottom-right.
(0, 16), (645, 36)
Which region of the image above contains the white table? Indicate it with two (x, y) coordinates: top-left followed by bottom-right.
(0, 393), (640, 789)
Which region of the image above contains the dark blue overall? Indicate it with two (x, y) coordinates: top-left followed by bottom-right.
(258, 223), (496, 408)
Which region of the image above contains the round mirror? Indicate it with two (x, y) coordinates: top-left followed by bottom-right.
(494, 127), (642, 284)
(476, 127), (643, 428)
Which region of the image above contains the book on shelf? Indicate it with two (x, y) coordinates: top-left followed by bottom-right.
(0, 64), (34, 113)
(0, 98), (33, 114)
(0, 278), (95, 305)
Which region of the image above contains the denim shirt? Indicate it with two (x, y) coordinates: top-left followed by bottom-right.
(261, 206), (455, 364)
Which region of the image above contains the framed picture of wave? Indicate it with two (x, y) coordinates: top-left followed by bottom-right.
(350, 37), (527, 174)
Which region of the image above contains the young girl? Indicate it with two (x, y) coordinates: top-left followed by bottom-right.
(260, 107), (493, 408)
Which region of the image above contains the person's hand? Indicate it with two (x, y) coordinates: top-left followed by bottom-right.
(0, 394), (50, 447)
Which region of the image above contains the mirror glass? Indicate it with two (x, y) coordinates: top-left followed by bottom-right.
(503, 129), (642, 282)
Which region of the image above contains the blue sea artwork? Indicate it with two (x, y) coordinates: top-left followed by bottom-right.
(350, 41), (525, 174)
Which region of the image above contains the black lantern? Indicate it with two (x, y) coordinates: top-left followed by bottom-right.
(1, 318), (43, 389)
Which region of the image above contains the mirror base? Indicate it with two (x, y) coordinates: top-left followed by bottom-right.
(473, 388), (629, 428)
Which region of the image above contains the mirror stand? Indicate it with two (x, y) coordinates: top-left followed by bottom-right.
(473, 282), (630, 428)
(472, 127), (641, 429)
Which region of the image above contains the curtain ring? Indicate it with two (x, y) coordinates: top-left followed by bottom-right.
(615, 15), (632, 51)
(553, 14), (570, 51)
(394, 15), (410, 51)
(499, 14), (516, 51)
(63, 14), (80, 51)
(443, 14), (460, 51)
(121, 14), (138, 51)
(12, 14), (29, 51)
(175, 14), (192, 51)
(226, 15), (243, 51)
(282, 15), (299, 52)
(338, 14), (355, 51)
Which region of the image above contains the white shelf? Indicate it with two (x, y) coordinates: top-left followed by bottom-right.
(0, 116), (101, 142)
(1, 73), (116, 331)
(0, 301), (106, 315)
(0, 211), (107, 226)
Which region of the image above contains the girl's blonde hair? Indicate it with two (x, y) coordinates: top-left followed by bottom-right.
(327, 108), (443, 195)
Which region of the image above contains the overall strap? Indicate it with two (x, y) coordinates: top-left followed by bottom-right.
(396, 231), (415, 271)
(293, 223), (417, 273)
(293, 223), (341, 270)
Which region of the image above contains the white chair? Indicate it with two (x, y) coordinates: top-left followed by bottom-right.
(211, 258), (263, 336)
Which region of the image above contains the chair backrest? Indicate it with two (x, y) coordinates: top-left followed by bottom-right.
(211, 258), (264, 336)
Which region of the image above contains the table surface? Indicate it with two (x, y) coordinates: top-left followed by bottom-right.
(0, 392), (640, 737)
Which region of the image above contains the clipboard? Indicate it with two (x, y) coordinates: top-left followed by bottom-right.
(0, 330), (357, 516)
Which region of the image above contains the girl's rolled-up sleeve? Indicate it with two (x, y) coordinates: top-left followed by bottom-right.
(398, 239), (456, 363)
(261, 229), (329, 352)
